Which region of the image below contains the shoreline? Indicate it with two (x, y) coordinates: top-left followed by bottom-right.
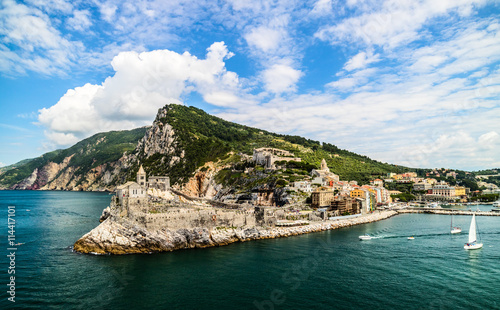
(73, 210), (398, 255)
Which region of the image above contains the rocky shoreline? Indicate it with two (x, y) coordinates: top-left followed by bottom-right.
(73, 210), (397, 255)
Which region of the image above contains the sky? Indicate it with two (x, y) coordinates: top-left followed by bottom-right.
(0, 0), (499, 171)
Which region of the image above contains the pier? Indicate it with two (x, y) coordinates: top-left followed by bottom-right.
(397, 207), (500, 216)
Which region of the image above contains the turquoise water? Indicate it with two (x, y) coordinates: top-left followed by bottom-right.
(1, 190), (500, 309)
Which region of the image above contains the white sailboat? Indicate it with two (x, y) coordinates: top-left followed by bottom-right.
(464, 214), (483, 250)
(450, 214), (461, 234)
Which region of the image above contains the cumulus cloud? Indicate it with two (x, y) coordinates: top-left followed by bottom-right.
(38, 42), (243, 146)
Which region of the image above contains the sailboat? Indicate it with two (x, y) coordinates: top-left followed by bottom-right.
(464, 214), (483, 250)
(450, 214), (461, 234)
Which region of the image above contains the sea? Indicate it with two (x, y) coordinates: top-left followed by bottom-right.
(1, 190), (499, 309)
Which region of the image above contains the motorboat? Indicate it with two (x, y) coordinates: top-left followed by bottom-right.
(359, 234), (372, 241)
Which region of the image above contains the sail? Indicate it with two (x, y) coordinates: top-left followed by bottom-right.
(468, 214), (477, 243)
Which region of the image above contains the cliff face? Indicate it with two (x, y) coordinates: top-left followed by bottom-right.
(180, 162), (224, 198)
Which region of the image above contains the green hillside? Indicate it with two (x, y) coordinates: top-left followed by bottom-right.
(0, 127), (148, 188)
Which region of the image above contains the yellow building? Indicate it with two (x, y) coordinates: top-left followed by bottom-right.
(350, 189), (366, 198)
(426, 178), (438, 185)
(454, 186), (466, 196)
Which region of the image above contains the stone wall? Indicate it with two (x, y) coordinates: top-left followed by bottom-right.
(126, 207), (260, 231)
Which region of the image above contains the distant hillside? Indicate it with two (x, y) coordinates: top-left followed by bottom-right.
(0, 158), (34, 175)
(0, 127), (147, 190)
(1, 104), (411, 191)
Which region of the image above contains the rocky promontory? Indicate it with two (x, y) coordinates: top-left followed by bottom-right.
(73, 210), (397, 255)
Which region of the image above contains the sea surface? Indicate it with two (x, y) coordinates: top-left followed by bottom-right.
(1, 190), (499, 309)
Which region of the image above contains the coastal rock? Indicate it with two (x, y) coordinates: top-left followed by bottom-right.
(74, 211), (398, 255)
(99, 207), (111, 222)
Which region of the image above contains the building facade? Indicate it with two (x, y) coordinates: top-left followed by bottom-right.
(311, 187), (335, 208)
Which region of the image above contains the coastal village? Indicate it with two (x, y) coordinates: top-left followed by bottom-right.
(109, 146), (497, 232)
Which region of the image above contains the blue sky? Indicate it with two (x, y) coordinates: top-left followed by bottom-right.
(1, 0), (499, 171)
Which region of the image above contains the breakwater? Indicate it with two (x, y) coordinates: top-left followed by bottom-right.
(73, 210), (397, 255)
(398, 208), (500, 216)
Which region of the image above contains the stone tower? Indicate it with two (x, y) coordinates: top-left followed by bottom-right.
(320, 158), (329, 172)
(137, 165), (146, 187)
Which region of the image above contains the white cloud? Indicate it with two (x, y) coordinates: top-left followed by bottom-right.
(315, 0), (488, 49)
(67, 9), (92, 32)
(25, 0), (73, 14)
(344, 50), (380, 71)
(38, 42), (244, 146)
(310, 0), (333, 16)
(395, 129), (500, 170)
(245, 26), (284, 52)
(262, 63), (303, 93)
(327, 68), (376, 90)
(97, 3), (117, 23)
(0, 0), (82, 75)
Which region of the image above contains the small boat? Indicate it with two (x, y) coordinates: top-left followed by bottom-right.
(407, 236), (415, 240)
(450, 214), (461, 234)
(492, 200), (500, 212)
(464, 214), (483, 250)
(14, 243), (24, 246)
(359, 234), (372, 240)
(451, 227), (462, 234)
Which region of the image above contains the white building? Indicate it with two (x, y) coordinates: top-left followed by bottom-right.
(293, 181), (313, 192)
(116, 181), (146, 205)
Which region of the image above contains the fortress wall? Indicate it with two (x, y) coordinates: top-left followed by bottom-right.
(137, 208), (259, 231)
